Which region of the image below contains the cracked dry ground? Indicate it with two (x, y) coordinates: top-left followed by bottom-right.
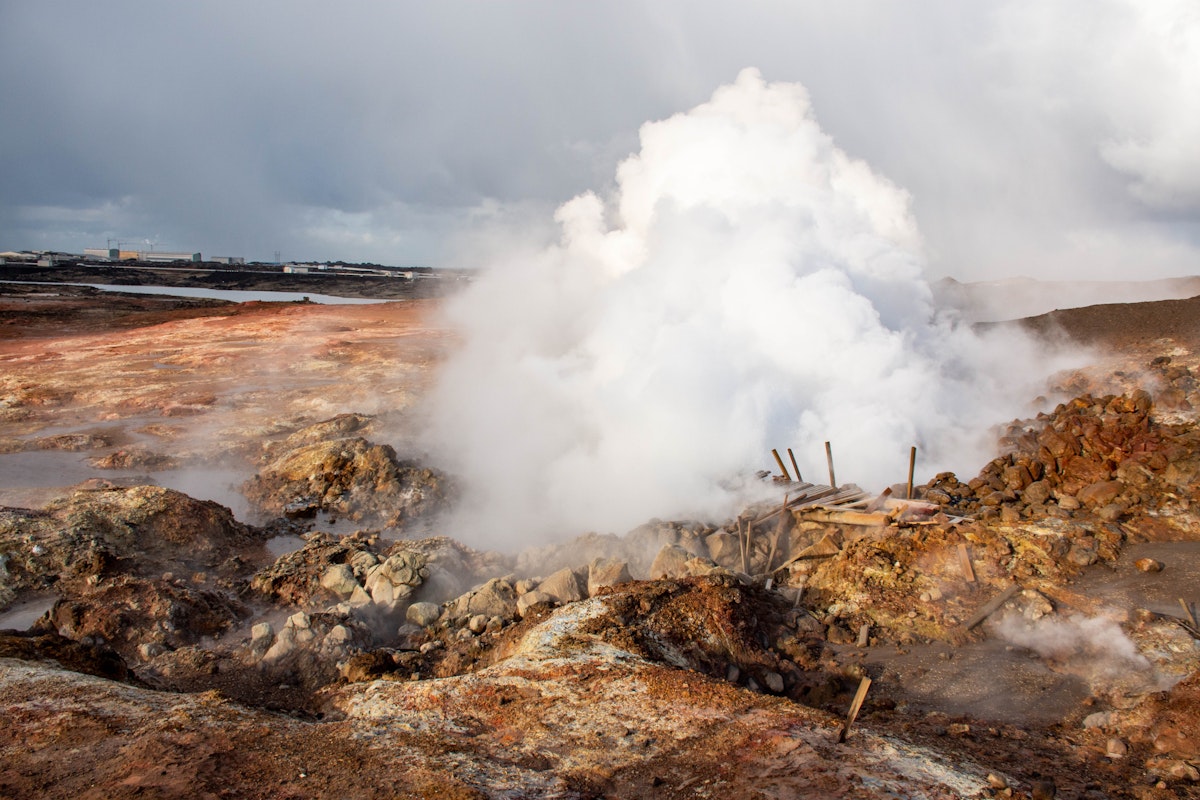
(1, 286), (1199, 799)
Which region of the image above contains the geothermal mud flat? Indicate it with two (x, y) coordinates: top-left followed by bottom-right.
(1, 285), (1200, 799)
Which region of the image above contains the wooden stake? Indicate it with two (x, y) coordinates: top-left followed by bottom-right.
(1181, 598), (1197, 628)
(767, 493), (789, 572)
(825, 441), (837, 489)
(740, 517), (750, 574)
(958, 543), (976, 583)
(771, 449), (792, 481)
(787, 448), (802, 483)
(964, 583), (1022, 631)
(837, 676), (872, 743)
(907, 446), (917, 500)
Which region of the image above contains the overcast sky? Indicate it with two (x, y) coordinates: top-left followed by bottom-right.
(2, 1), (1198, 281)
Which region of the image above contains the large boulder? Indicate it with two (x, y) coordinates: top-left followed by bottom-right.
(242, 437), (450, 528)
(537, 567), (586, 605)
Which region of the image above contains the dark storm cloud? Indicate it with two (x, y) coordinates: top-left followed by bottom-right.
(2, 1), (1198, 277)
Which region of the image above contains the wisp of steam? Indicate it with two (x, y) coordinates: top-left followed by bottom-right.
(426, 68), (1065, 547)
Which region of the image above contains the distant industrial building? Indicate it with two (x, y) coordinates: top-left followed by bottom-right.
(210, 256), (245, 265)
(83, 247), (202, 263)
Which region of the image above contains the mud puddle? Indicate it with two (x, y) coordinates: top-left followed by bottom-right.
(1073, 541), (1200, 617)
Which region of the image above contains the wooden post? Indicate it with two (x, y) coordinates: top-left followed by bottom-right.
(788, 448), (802, 483)
(772, 449), (792, 481)
(825, 441), (837, 489)
(767, 493), (789, 572)
(958, 543), (976, 583)
(740, 517), (751, 574)
(907, 446), (917, 500)
(837, 676), (872, 743)
(1181, 598), (1197, 628)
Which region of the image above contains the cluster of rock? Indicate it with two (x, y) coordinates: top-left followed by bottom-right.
(919, 381), (1200, 527)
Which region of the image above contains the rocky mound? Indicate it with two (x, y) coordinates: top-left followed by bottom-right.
(242, 436), (451, 529)
(0, 483), (263, 609)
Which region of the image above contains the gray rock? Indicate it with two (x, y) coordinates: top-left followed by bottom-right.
(538, 567), (586, 604)
(320, 564), (359, 598)
(460, 582), (518, 618)
(468, 614), (488, 633)
(705, 531), (742, 569)
(763, 671), (785, 693)
(406, 601), (441, 627)
(517, 590), (554, 618)
(649, 544), (692, 579)
(251, 622), (274, 642)
(588, 557), (632, 596)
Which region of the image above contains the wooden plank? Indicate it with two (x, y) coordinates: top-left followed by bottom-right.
(752, 483), (817, 524)
(963, 583), (1022, 631)
(799, 508), (891, 526)
(837, 676), (872, 743)
(958, 543), (976, 583)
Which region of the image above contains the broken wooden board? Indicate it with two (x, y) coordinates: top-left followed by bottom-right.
(796, 508), (891, 527)
(962, 583), (1022, 631)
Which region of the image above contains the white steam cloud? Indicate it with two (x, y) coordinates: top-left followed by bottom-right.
(425, 69), (1065, 547)
(992, 612), (1151, 681)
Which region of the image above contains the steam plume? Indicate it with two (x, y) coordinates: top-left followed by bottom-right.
(425, 68), (1064, 547)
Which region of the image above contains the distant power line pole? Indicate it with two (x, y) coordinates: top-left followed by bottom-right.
(274, 250), (282, 265)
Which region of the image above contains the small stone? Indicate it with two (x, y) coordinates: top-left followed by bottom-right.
(1167, 761), (1200, 782)
(468, 614), (488, 633)
(725, 664), (740, 683)
(137, 642), (166, 660)
(948, 723), (970, 736)
(251, 622), (274, 642)
(763, 671), (784, 693)
(1105, 737), (1126, 758)
(986, 773), (1008, 790)
(1081, 711), (1112, 729)
(419, 640), (443, 654)
(287, 612), (310, 629)
(1135, 558), (1164, 573)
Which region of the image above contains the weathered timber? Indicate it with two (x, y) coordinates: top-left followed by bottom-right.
(772, 449), (792, 481)
(788, 448), (802, 483)
(825, 441), (837, 489)
(907, 445), (917, 500)
(963, 583), (1022, 631)
(837, 676), (872, 743)
(798, 508), (891, 526)
(958, 543), (976, 583)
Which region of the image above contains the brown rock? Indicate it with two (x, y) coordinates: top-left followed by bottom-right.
(1023, 480), (1052, 504)
(1077, 480), (1123, 508)
(1135, 558), (1164, 573)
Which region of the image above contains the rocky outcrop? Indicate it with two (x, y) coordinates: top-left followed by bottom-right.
(0, 484), (259, 610)
(241, 436), (451, 528)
